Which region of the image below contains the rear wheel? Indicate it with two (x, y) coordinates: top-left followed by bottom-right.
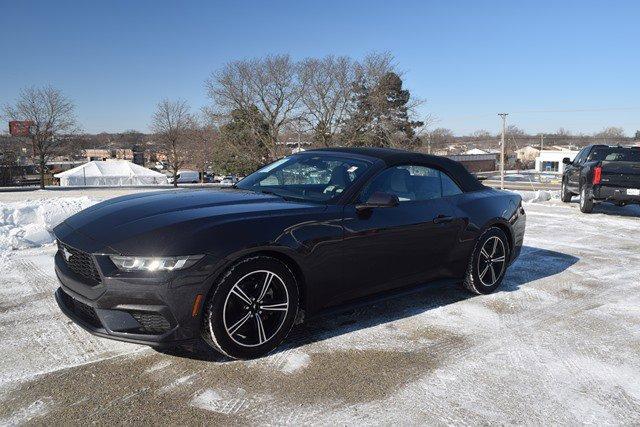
(560, 179), (572, 202)
(202, 256), (299, 359)
(463, 227), (509, 295)
(579, 185), (594, 213)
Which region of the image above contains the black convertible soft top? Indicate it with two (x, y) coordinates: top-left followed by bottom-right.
(308, 147), (486, 192)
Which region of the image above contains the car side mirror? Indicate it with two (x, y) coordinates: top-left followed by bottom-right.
(562, 157), (572, 165)
(356, 192), (399, 212)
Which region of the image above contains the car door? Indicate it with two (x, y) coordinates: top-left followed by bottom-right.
(566, 147), (590, 191)
(336, 164), (461, 303)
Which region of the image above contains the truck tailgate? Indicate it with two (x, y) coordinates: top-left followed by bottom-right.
(600, 161), (640, 188)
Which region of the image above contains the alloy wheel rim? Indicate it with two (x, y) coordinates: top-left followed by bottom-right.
(477, 236), (506, 287)
(221, 270), (289, 348)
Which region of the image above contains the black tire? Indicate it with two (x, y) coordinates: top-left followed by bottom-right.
(463, 227), (510, 295)
(560, 178), (572, 203)
(202, 256), (299, 359)
(579, 184), (594, 213)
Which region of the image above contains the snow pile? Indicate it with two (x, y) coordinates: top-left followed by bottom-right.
(529, 190), (552, 203)
(0, 197), (98, 250)
(517, 190), (559, 203)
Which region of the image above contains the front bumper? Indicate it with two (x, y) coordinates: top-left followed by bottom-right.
(54, 248), (222, 348)
(593, 185), (640, 204)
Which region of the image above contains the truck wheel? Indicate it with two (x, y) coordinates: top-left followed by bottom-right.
(579, 185), (594, 213)
(560, 179), (572, 203)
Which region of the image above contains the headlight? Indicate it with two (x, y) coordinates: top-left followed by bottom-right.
(109, 255), (204, 272)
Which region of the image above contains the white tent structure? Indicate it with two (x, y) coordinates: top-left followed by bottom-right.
(54, 160), (169, 187)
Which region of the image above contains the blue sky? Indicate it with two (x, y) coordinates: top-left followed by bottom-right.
(1, 0), (639, 135)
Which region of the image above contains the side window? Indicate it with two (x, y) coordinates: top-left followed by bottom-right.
(361, 165), (456, 202)
(441, 172), (463, 197)
(574, 147), (589, 165)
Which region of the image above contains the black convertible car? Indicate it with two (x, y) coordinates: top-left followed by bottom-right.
(54, 148), (526, 359)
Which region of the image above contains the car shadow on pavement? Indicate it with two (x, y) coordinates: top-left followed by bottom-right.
(160, 245), (579, 362)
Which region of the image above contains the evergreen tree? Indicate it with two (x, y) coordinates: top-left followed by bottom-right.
(218, 106), (271, 174)
(341, 72), (422, 147)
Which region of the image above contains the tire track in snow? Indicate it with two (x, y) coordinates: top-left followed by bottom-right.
(0, 250), (143, 386)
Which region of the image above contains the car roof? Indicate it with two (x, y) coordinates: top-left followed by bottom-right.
(308, 146), (442, 164)
(306, 147), (486, 192)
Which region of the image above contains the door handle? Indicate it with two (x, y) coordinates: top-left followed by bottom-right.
(433, 215), (454, 224)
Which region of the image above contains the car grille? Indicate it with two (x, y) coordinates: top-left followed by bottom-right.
(59, 290), (102, 328)
(58, 241), (102, 286)
(130, 312), (172, 334)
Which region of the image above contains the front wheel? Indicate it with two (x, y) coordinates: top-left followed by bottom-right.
(560, 179), (572, 202)
(463, 227), (510, 295)
(579, 185), (594, 213)
(202, 256), (299, 359)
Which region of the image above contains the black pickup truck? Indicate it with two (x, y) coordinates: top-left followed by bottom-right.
(561, 144), (640, 213)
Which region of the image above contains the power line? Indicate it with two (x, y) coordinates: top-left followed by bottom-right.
(510, 107), (640, 114)
(451, 106), (640, 121)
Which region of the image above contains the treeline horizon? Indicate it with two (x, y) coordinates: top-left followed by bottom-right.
(2, 52), (639, 185)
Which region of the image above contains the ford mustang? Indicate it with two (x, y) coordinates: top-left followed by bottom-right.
(54, 147), (526, 359)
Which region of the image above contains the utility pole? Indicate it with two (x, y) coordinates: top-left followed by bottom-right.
(498, 113), (508, 190)
(540, 133), (544, 152)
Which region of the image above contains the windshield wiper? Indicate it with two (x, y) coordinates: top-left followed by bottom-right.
(258, 189), (306, 202)
(258, 189), (288, 199)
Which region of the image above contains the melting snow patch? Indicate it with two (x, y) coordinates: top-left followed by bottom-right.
(0, 197), (98, 251)
(190, 388), (250, 415)
(144, 360), (173, 374)
(156, 374), (197, 394)
(280, 351), (310, 373)
(0, 397), (54, 425)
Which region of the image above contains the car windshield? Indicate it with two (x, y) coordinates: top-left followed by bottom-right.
(588, 148), (640, 162)
(236, 154), (371, 203)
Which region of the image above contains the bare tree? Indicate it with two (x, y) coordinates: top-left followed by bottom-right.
(151, 99), (195, 187)
(3, 86), (78, 188)
(594, 126), (626, 143)
(298, 55), (354, 146)
(205, 54), (304, 159)
(505, 125), (527, 137)
(187, 121), (218, 182)
(414, 113), (439, 153)
(555, 127), (572, 137)
(427, 128), (455, 152)
(471, 129), (493, 139)
(354, 51), (396, 87)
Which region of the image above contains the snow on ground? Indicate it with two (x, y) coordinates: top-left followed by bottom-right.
(0, 190), (154, 387)
(0, 197), (98, 250)
(0, 188), (639, 424)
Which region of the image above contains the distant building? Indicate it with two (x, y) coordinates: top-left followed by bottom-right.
(83, 148), (133, 162)
(463, 148), (489, 155)
(534, 150), (579, 174)
(448, 153), (497, 172)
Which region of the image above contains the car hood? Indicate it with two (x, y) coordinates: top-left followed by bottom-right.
(54, 188), (320, 255)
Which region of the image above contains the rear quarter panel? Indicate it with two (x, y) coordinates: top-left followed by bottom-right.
(447, 188), (525, 271)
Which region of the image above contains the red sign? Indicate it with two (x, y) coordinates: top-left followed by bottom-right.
(9, 121), (34, 137)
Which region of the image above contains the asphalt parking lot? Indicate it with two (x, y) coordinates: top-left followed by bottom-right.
(1, 194), (639, 424)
